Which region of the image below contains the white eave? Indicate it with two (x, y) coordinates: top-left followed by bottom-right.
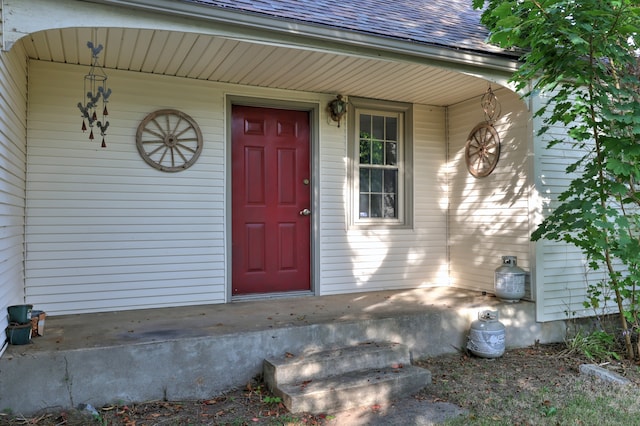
(4, 0), (522, 106)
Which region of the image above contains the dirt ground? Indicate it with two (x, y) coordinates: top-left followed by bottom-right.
(2, 342), (639, 425)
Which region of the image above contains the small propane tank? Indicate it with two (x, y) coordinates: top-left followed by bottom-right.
(494, 255), (526, 302)
(467, 310), (505, 358)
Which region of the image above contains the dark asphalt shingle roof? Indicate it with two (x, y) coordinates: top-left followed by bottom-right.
(183, 0), (508, 56)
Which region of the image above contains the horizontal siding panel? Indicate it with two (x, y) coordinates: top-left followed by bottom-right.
(26, 271), (225, 289)
(26, 273), (225, 294)
(27, 272), (224, 292)
(26, 224), (222, 240)
(27, 209), (222, 222)
(27, 292), (227, 315)
(28, 285), (225, 304)
(0, 43), (28, 351)
(27, 252), (222, 271)
(26, 232), (223, 246)
(0, 250), (24, 277)
(319, 103), (448, 295)
(320, 253), (445, 269)
(448, 89), (533, 295)
(26, 61), (228, 314)
(532, 90), (604, 320)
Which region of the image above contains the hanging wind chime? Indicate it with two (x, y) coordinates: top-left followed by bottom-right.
(77, 36), (112, 148)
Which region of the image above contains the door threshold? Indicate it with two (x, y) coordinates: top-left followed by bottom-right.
(231, 290), (314, 302)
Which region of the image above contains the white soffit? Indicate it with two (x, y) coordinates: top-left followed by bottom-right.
(21, 27), (495, 106)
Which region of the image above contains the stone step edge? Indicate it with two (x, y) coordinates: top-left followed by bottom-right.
(264, 341), (408, 369)
(264, 341), (410, 388)
(275, 365), (431, 413)
(278, 364), (429, 393)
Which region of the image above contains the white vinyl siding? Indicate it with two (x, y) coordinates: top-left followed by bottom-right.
(448, 89), (533, 295)
(26, 58), (553, 316)
(531, 92), (607, 321)
(319, 104), (448, 294)
(0, 43), (28, 344)
(26, 61), (227, 315)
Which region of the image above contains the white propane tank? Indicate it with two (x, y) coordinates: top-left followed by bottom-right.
(494, 255), (526, 302)
(467, 310), (505, 358)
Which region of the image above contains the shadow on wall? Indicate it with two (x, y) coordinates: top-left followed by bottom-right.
(444, 87), (533, 294)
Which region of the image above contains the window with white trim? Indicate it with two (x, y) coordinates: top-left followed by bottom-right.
(349, 98), (413, 228)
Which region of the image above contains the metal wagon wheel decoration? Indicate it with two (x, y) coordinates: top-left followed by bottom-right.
(136, 109), (203, 172)
(465, 86), (502, 178)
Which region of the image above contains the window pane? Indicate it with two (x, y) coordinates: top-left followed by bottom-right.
(359, 193), (369, 218)
(371, 168), (382, 192)
(372, 115), (384, 139)
(386, 117), (397, 141)
(370, 194), (382, 218)
(359, 139), (370, 164)
(383, 194), (396, 218)
(384, 169), (397, 194)
(371, 140), (384, 165)
(359, 168), (370, 192)
(354, 107), (406, 225)
(385, 142), (397, 165)
(360, 114), (371, 136)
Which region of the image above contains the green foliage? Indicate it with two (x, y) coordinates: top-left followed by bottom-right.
(474, 0), (640, 358)
(540, 403), (557, 417)
(566, 329), (621, 362)
(261, 395), (282, 405)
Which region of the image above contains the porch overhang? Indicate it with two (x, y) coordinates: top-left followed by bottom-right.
(4, 0), (522, 107)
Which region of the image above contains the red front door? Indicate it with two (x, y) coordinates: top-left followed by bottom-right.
(231, 106), (311, 295)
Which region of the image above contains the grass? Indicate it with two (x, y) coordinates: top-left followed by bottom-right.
(417, 341), (640, 426)
(438, 371), (640, 425)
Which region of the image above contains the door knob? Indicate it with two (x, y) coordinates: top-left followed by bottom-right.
(299, 208), (311, 216)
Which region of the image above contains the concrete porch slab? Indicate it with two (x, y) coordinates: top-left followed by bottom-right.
(0, 287), (566, 415)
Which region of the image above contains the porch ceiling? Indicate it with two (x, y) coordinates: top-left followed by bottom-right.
(22, 27), (493, 106)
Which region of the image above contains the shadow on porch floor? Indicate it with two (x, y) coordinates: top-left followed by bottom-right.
(0, 287), (565, 415)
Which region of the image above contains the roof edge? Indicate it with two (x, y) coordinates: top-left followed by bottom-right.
(82, 0), (520, 75)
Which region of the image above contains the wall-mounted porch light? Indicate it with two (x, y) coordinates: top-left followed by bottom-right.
(328, 95), (347, 127)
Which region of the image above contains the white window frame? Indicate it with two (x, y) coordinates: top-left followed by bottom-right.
(348, 97), (413, 229)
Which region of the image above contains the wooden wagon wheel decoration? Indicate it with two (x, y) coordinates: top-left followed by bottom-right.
(136, 109), (203, 172)
(465, 85), (502, 178)
(465, 123), (500, 178)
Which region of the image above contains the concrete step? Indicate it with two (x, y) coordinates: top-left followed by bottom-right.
(264, 341), (410, 389)
(263, 341), (431, 414)
(276, 365), (431, 413)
